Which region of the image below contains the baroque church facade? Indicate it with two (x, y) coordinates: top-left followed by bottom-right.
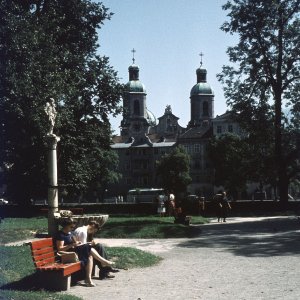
(110, 59), (240, 199)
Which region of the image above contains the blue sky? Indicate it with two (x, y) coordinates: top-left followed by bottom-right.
(97, 0), (238, 133)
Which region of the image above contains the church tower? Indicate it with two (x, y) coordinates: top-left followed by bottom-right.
(121, 49), (154, 140)
(188, 54), (214, 127)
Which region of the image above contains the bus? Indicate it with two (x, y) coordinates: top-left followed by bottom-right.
(127, 188), (164, 203)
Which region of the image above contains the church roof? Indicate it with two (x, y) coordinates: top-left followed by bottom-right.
(214, 111), (236, 121)
(190, 82), (213, 96)
(124, 80), (146, 93)
(111, 141), (176, 149)
(111, 132), (177, 148)
(178, 126), (212, 140)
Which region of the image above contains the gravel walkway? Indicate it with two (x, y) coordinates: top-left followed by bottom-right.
(65, 216), (300, 300)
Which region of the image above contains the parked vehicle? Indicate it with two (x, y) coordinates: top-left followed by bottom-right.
(127, 188), (164, 203)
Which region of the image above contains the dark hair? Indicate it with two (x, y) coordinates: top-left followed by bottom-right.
(60, 217), (76, 228)
(88, 220), (100, 230)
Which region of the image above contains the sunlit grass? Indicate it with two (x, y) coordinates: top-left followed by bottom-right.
(98, 215), (208, 239)
(0, 217), (47, 244)
(0, 215), (208, 244)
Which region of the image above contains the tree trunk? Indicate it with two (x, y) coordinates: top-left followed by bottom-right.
(274, 89), (288, 205)
(278, 166), (289, 207)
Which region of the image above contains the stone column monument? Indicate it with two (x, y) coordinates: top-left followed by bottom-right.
(45, 98), (60, 235)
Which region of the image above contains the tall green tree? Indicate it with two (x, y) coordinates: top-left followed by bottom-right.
(218, 0), (300, 203)
(0, 1), (122, 203)
(208, 132), (277, 199)
(156, 146), (192, 196)
(208, 134), (248, 198)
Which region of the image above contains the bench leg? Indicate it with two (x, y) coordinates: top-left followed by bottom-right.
(38, 271), (71, 291)
(92, 264), (99, 277)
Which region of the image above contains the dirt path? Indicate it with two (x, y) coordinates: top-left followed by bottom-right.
(65, 216), (300, 300)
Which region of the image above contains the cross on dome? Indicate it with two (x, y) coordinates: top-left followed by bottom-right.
(131, 48), (136, 64)
(199, 52), (204, 67)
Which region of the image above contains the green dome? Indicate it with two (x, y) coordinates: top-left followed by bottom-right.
(190, 82), (213, 96)
(125, 80), (146, 93)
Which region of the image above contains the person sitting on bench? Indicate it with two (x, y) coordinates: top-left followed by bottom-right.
(56, 218), (115, 287)
(73, 220), (119, 280)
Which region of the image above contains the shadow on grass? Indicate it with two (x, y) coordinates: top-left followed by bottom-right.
(100, 222), (202, 238)
(99, 216), (204, 238)
(0, 273), (39, 292)
(177, 217), (300, 257)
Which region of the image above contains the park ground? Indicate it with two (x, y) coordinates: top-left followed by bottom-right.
(65, 216), (300, 300)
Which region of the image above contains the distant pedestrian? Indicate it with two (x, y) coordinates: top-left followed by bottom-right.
(168, 191), (176, 217)
(198, 196), (205, 216)
(213, 192), (223, 222)
(157, 192), (166, 217)
(214, 191), (231, 222)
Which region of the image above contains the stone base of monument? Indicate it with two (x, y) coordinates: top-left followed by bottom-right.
(54, 212), (109, 227)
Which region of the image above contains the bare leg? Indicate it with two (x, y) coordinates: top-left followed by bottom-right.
(85, 255), (95, 286)
(90, 248), (115, 266)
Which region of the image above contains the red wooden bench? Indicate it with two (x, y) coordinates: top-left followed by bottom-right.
(30, 238), (82, 291)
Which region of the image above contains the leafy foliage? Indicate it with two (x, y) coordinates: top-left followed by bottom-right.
(156, 146), (192, 194)
(208, 134), (248, 197)
(208, 132), (277, 198)
(0, 1), (123, 203)
(218, 0), (300, 202)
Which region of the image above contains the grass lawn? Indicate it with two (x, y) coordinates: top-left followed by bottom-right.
(0, 215), (208, 244)
(97, 215), (208, 239)
(0, 217), (48, 244)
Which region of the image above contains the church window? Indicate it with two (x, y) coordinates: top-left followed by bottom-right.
(166, 118), (171, 131)
(134, 100), (140, 115)
(203, 101), (209, 116)
(194, 144), (201, 153)
(217, 125), (222, 134)
(228, 124), (233, 132)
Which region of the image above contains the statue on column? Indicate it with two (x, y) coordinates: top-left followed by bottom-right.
(44, 98), (57, 135)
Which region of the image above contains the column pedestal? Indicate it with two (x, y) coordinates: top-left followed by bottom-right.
(46, 134), (60, 236)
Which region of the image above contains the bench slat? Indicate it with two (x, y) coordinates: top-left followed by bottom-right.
(33, 252), (56, 264)
(35, 256), (56, 267)
(37, 262), (82, 276)
(30, 238), (53, 250)
(32, 246), (53, 256)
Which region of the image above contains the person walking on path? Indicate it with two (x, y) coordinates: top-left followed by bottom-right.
(215, 191), (231, 222)
(220, 191), (231, 222)
(214, 191), (231, 222)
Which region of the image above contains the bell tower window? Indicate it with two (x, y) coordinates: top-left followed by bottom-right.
(203, 101), (209, 116)
(134, 100), (140, 115)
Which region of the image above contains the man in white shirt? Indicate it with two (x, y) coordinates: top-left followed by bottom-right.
(73, 220), (119, 279)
